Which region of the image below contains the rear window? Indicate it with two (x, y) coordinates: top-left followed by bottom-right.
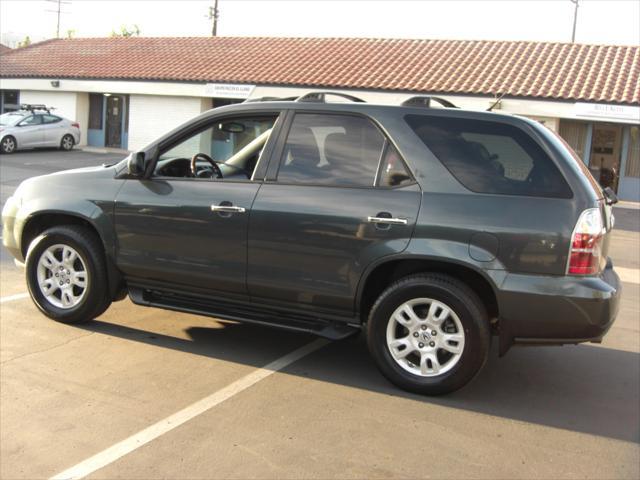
(406, 115), (572, 198)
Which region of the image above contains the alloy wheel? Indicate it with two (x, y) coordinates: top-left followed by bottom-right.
(2, 137), (15, 153)
(62, 135), (74, 150)
(36, 244), (88, 309)
(386, 298), (465, 377)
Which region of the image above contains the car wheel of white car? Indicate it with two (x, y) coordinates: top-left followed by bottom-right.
(60, 134), (75, 151)
(1, 136), (16, 154)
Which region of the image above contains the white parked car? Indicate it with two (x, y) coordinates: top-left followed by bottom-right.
(0, 105), (81, 154)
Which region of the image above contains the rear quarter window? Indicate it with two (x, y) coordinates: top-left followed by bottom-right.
(406, 115), (572, 198)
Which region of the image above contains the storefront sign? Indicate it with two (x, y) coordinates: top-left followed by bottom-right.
(575, 102), (640, 122)
(204, 83), (255, 99)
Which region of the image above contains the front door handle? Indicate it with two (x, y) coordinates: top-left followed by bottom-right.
(367, 217), (408, 225)
(367, 216), (408, 225)
(211, 205), (246, 213)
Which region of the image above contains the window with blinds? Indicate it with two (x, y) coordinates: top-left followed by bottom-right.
(559, 120), (588, 162)
(625, 126), (640, 178)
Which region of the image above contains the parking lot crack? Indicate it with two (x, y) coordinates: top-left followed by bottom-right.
(1, 332), (96, 365)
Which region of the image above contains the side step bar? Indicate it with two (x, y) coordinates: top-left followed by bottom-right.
(128, 287), (360, 341)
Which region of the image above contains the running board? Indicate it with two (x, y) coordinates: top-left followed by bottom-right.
(128, 287), (360, 340)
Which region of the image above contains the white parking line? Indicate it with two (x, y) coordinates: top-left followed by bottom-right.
(50, 338), (329, 480)
(0, 292), (30, 303)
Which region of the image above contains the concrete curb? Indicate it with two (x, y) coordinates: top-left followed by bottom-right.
(79, 147), (130, 155)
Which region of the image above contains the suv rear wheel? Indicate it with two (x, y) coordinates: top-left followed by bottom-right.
(367, 274), (490, 395)
(25, 225), (111, 323)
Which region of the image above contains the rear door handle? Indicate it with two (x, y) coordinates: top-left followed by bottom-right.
(367, 216), (408, 225)
(211, 205), (246, 213)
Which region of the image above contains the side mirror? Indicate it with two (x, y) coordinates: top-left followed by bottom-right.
(127, 152), (145, 176)
(603, 186), (618, 205)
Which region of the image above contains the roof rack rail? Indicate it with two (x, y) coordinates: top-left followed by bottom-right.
(401, 96), (458, 109)
(244, 96), (299, 103)
(296, 92), (366, 103)
(20, 103), (54, 113)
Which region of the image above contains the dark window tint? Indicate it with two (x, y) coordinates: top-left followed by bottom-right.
(42, 114), (61, 124)
(406, 115), (572, 198)
(378, 144), (414, 187)
(20, 115), (41, 126)
(89, 93), (103, 130)
(4, 90), (19, 105)
(278, 114), (385, 187)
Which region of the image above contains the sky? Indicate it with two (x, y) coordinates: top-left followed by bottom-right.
(0, 0), (639, 47)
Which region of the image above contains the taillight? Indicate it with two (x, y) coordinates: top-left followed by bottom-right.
(71, 122), (80, 128)
(567, 208), (605, 275)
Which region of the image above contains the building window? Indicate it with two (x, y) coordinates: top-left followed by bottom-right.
(626, 126), (640, 178)
(211, 98), (242, 109)
(88, 93), (103, 130)
(0, 90), (20, 113)
(559, 120), (589, 162)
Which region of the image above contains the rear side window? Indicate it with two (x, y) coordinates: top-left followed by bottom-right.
(42, 114), (62, 124)
(406, 115), (572, 198)
(277, 113), (385, 187)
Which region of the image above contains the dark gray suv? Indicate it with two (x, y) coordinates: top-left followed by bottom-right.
(2, 93), (621, 395)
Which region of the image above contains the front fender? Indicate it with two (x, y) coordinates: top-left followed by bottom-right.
(17, 198), (116, 259)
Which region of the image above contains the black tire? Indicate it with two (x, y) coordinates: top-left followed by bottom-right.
(25, 225), (112, 324)
(367, 273), (490, 395)
(1, 135), (17, 154)
(60, 134), (74, 151)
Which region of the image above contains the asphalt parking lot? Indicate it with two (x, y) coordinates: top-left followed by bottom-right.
(1, 149), (639, 480)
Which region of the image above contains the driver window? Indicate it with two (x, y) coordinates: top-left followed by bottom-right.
(20, 115), (42, 126)
(155, 115), (278, 180)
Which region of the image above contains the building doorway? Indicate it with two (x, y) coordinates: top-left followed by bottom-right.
(105, 95), (124, 148)
(589, 124), (622, 193)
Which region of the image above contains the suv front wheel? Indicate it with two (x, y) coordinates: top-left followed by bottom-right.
(367, 274), (490, 395)
(25, 225), (111, 323)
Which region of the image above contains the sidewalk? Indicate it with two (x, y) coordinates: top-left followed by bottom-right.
(79, 146), (130, 155)
(615, 200), (640, 210)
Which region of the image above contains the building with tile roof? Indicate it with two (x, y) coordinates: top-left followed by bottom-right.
(1, 37), (638, 199)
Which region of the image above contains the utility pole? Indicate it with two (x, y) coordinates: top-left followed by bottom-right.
(570, 0), (579, 43)
(45, 0), (70, 38)
(208, 0), (219, 36)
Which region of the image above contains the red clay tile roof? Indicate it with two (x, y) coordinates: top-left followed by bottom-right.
(0, 44), (13, 54)
(1, 37), (638, 104)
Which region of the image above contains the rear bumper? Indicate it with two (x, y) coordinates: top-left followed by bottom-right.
(496, 258), (621, 354)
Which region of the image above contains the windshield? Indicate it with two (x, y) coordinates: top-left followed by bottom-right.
(0, 112), (26, 127)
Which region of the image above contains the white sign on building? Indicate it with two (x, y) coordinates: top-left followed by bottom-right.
(574, 102), (640, 122)
(204, 83), (255, 99)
